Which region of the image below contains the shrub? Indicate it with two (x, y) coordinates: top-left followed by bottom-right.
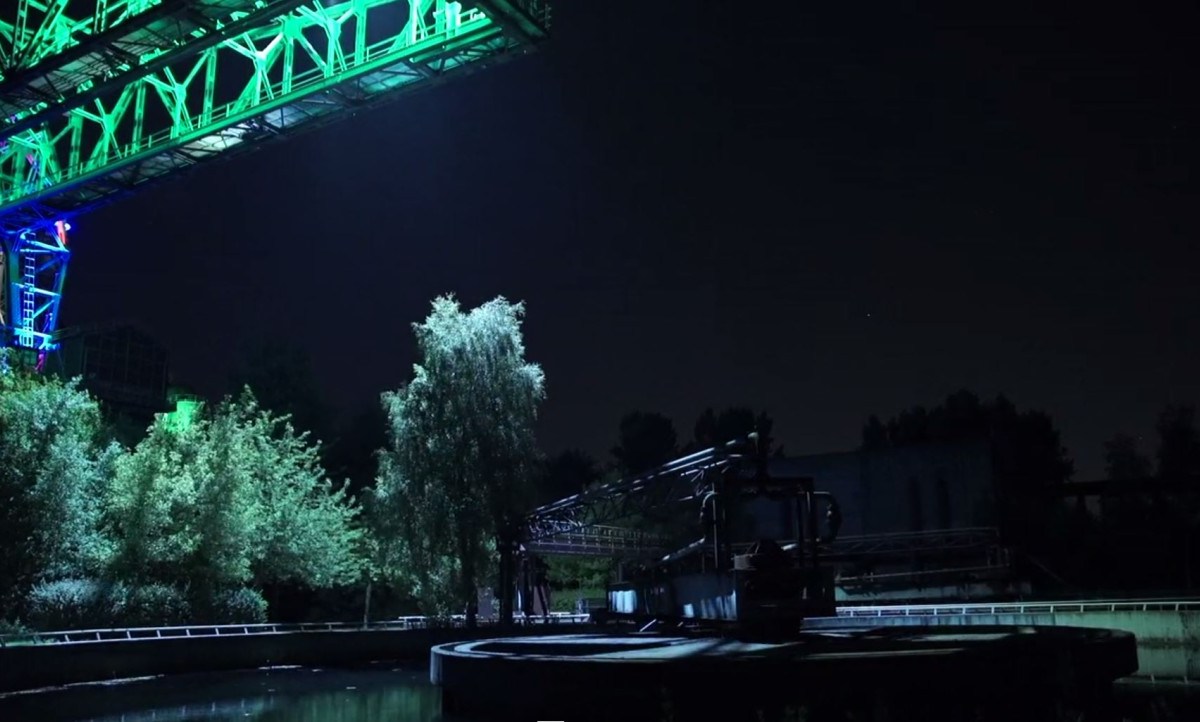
(0, 619), (29, 635)
(0, 618), (32, 642)
(120, 584), (191, 627)
(208, 588), (268, 624)
(26, 579), (105, 630)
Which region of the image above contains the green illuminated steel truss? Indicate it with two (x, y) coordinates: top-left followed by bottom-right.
(0, 0), (548, 349)
(0, 0), (548, 230)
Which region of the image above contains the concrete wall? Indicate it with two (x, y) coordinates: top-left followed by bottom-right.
(807, 611), (1200, 681)
(0, 625), (593, 694)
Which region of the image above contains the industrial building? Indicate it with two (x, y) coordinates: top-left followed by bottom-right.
(749, 442), (1026, 603)
(49, 322), (173, 442)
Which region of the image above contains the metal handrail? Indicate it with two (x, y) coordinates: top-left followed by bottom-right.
(836, 598), (1200, 618)
(0, 612), (591, 648)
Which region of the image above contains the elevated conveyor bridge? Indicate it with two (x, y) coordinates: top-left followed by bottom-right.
(0, 0), (549, 350)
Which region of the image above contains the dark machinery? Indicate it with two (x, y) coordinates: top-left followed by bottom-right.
(523, 434), (842, 632)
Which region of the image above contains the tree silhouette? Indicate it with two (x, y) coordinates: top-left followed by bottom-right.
(228, 339), (330, 443)
(1103, 433), (1152, 481)
(1156, 405), (1200, 480)
(692, 407), (776, 452)
(861, 415), (887, 450)
(861, 389), (1076, 579)
(611, 411), (678, 476)
(325, 404), (388, 499)
(1098, 433), (1154, 548)
(538, 449), (602, 505)
(864, 390), (1073, 493)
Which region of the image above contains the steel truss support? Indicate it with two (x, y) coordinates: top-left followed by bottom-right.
(0, 0), (548, 348)
(0, 0), (550, 232)
(1, 1), (316, 138)
(1, 1), (177, 80)
(524, 437), (768, 543)
(523, 525), (671, 558)
(1, 219), (69, 351)
(822, 527), (1002, 560)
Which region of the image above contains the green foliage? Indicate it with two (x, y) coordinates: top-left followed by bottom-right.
(375, 295), (545, 619)
(26, 579), (193, 629)
(0, 349), (364, 628)
(547, 556), (612, 593)
(119, 584), (192, 626)
(206, 587), (269, 624)
(26, 579), (107, 630)
(0, 357), (120, 616)
(0, 618), (32, 637)
(105, 391), (362, 596)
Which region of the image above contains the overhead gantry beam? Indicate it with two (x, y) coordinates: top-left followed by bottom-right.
(0, 0), (550, 233)
(524, 525), (670, 558)
(524, 438), (759, 542)
(0, 0), (315, 138)
(0, 0), (176, 81)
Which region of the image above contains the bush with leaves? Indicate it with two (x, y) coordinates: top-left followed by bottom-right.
(26, 578), (108, 631)
(0, 354), (120, 619)
(25, 579), (194, 629)
(206, 587), (268, 624)
(104, 391), (362, 612)
(119, 584), (192, 627)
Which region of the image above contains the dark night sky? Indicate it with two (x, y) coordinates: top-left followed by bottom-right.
(61, 1), (1198, 478)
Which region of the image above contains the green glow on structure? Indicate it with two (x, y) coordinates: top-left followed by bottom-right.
(0, 1), (172, 80)
(0, 0), (550, 225)
(162, 397), (202, 431)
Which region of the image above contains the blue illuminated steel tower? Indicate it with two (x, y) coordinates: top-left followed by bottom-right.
(0, 0), (549, 352)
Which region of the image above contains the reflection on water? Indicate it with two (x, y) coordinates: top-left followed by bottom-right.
(1116, 681), (1200, 722)
(0, 666), (441, 722)
(0, 665), (1199, 722)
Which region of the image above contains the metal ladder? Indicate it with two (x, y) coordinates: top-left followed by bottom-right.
(20, 251), (36, 346)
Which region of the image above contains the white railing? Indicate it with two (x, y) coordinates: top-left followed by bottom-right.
(0, 612), (591, 648)
(837, 598), (1200, 618)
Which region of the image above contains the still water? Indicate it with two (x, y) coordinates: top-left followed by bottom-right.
(0, 665), (1198, 722)
(0, 665), (441, 722)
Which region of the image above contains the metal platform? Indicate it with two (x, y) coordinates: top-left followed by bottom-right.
(431, 628), (1138, 721)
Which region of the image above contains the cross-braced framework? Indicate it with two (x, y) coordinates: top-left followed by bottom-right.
(523, 439), (758, 543)
(0, 0), (549, 348)
(523, 525), (670, 558)
(822, 527), (1002, 560)
(0, 0), (550, 226)
(1, 218), (68, 350)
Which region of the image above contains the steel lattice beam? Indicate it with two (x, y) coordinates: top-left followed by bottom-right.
(1, 218), (68, 350)
(524, 440), (756, 542)
(1, 1), (315, 139)
(0, 1), (174, 80)
(0, 0), (550, 232)
(822, 527), (1002, 559)
(524, 525), (670, 558)
(0, 0), (548, 349)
